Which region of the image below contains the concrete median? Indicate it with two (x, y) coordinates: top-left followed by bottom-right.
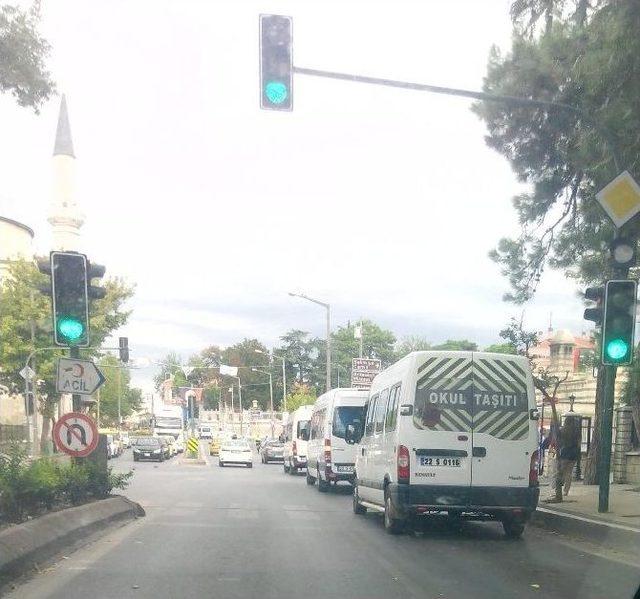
(0, 495), (145, 585)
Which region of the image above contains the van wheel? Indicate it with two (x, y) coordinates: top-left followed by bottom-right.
(353, 483), (366, 515)
(317, 470), (329, 493)
(502, 519), (525, 539)
(384, 491), (404, 534)
(306, 471), (316, 486)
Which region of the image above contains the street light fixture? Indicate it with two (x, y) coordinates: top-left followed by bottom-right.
(288, 292), (331, 392)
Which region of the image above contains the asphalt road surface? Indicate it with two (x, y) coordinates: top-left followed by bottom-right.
(7, 448), (640, 599)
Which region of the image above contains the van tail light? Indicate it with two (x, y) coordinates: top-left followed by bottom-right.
(397, 445), (410, 484)
(324, 439), (332, 475)
(292, 440), (297, 456)
(529, 451), (539, 486)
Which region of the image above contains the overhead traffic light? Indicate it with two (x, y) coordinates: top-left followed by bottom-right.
(583, 286), (605, 327)
(602, 280), (637, 365)
(259, 14), (292, 111)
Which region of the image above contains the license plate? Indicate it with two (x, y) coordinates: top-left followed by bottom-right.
(144, 453), (150, 457)
(419, 456), (462, 467)
(336, 465), (354, 473)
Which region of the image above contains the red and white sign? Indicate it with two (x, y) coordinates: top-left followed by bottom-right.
(53, 412), (99, 457)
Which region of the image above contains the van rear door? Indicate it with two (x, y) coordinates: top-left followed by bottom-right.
(470, 353), (534, 503)
(411, 353), (474, 505)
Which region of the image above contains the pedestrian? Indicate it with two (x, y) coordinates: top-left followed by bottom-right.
(555, 417), (581, 499)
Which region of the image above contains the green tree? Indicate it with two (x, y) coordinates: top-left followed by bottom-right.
(432, 339), (479, 351)
(220, 338), (271, 410)
(285, 382), (316, 412)
(153, 352), (187, 390)
(0, 4), (55, 111)
(92, 355), (142, 427)
(0, 260), (133, 448)
(395, 335), (432, 359)
(473, 0), (640, 303)
(483, 342), (518, 354)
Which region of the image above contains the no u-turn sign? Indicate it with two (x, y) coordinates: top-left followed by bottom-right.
(53, 412), (99, 457)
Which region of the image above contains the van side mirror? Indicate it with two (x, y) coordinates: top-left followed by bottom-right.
(400, 404), (413, 416)
(345, 423), (362, 445)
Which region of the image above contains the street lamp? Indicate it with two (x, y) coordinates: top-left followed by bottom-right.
(255, 349), (287, 412)
(252, 368), (274, 437)
(289, 292), (331, 392)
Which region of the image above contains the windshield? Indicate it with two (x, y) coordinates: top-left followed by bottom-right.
(332, 406), (366, 439)
(136, 438), (160, 447)
(155, 417), (182, 428)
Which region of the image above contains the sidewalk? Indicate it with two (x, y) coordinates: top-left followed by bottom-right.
(538, 480), (640, 529)
(532, 479), (640, 550)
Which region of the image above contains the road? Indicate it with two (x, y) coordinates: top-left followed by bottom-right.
(7, 448), (640, 599)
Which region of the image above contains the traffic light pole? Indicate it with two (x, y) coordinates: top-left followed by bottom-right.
(598, 364), (617, 512)
(69, 345), (81, 412)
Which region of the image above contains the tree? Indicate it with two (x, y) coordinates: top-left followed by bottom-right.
(92, 355), (142, 427)
(285, 382), (316, 413)
(153, 352), (187, 390)
(0, 4), (55, 111)
(220, 339), (271, 410)
(432, 339), (478, 351)
(474, 0), (640, 303)
(277, 329), (314, 386)
(395, 335), (431, 359)
(484, 342), (518, 354)
(0, 260), (134, 449)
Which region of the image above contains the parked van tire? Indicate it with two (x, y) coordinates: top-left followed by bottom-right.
(317, 470), (330, 492)
(306, 471), (316, 485)
(384, 490), (404, 534)
(352, 483), (366, 515)
(502, 518), (525, 539)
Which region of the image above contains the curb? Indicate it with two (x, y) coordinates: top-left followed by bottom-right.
(0, 495), (145, 585)
(531, 506), (640, 551)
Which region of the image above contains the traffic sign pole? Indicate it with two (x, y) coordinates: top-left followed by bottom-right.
(70, 346), (81, 412)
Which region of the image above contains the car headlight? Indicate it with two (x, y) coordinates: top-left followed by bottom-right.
(153, 449), (161, 454)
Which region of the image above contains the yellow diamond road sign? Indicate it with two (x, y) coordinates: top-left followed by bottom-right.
(596, 170), (640, 228)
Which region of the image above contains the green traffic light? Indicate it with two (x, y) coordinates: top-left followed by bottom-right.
(605, 338), (628, 361)
(57, 317), (85, 342)
(265, 81), (288, 105)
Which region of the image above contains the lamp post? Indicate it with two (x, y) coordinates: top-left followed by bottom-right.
(252, 368), (274, 437)
(255, 349), (287, 412)
(289, 292), (331, 392)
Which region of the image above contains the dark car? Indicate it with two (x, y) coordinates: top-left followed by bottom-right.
(133, 437), (165, 462)
(260, 440), (285, 464)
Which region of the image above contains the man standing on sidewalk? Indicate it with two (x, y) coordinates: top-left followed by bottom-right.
(548, 417), (581, 501)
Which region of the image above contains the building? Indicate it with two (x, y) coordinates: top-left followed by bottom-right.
(0, 216), (34, 282)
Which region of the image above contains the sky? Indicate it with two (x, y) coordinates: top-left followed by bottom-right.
(0, 0), (590, 391)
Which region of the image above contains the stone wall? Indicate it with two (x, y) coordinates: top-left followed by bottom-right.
(624, 453), (640, 484)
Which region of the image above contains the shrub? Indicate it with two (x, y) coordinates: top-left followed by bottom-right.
(21, 458), (61, 510)
(57, 462), (90, 505)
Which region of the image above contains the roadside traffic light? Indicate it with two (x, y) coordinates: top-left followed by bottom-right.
(602, 280), (638, 365)
(51, 252), (90, 346)
(583, 287), (604, 327)
(259, 14), (293, 111)
(119, 337), (129, 363)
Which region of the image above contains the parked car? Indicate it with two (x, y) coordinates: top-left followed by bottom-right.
(133, 437), (165, 462)
(219, 438), (253, 468)
(120, 432), (131, 448)
(306, 388), (368, 490)
(350, 351), (540, 537)
(106, 434), (117, 459)
(260, 439), (284, 463)
(199, 425), (213, 440)
(282, 405), (312, 475)
(173, 435), (185, 453)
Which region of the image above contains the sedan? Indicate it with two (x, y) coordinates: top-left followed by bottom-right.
(133, 438), (165, 462)
(260, 440), (284, 464)
(219, 439), (253, 468)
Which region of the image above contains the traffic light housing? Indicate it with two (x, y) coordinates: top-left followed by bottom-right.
(602, 279), (637, 365)
(259, 14), (293, 111)
(50, 252), (90, 346)
(584, 286), (604, 327)
(119, 337), (129, 363)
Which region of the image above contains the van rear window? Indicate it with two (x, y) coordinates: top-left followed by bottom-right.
(332, 406), (366, 439)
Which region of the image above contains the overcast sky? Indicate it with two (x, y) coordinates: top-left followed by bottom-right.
(0, 0), (589, 391)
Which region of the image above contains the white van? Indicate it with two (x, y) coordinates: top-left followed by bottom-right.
(306, 388), (368, 491)
(282, 405), (313, 475)
(349, 351), (540, 537)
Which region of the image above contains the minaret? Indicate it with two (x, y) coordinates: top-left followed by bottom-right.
(48, 95), (84, 250)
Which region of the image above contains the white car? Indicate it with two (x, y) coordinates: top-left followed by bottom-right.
(218, 438), (253, 468)
(306, 388), (368, 490)
(199, 425), (214, 439)
(173, 436), (185, 453)
(351, 351), (540, 537)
